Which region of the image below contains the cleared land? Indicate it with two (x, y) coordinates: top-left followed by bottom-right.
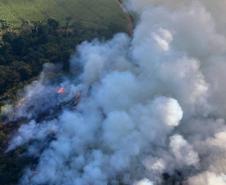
(0, 0), (127, 30)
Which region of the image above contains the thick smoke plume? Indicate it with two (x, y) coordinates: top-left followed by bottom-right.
(4, 0), (226, 184)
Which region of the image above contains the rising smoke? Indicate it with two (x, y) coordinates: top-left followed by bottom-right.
(4, 0), (226, 184)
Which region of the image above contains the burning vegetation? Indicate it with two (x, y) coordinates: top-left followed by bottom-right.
(2, 0), (226, 185)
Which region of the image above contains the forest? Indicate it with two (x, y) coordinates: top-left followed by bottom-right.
(0, 18), (125, 185)
(0, 18), (124, 103)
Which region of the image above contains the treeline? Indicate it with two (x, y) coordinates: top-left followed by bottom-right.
(0, 18), (124, 185)
(0, 18), (122, 102)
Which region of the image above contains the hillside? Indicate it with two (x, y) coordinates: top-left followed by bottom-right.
(0, 0), (127, 30)
(0, 1), (129, 185)
(0, 0), (129, 103)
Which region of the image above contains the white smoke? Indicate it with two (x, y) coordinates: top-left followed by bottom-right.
(5, 0), (226, 184)
(134, 178), (154, 185)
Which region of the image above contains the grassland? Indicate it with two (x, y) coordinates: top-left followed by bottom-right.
(0, 0), (127, 30)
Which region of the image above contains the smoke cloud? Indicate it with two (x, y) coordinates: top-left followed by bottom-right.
(5, 0), (226, 184)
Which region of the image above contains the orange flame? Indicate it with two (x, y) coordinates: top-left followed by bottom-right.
(57, 87), (65, 94)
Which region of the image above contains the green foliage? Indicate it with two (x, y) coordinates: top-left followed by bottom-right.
(0, 0), (127, 30)
(0, 122), (34, 185)
(0, 19), (9, 30)
(0, 15), (127, 185)
(0, 2), (128, 183)
(0, 17), (124, 100)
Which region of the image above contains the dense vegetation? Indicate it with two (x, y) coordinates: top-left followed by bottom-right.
(0, 0), (128, 183)
(0, 18), (127, 185)
(0, 17), (126, 103)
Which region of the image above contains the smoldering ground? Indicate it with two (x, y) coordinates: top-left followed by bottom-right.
(3, 0), (226, 184)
